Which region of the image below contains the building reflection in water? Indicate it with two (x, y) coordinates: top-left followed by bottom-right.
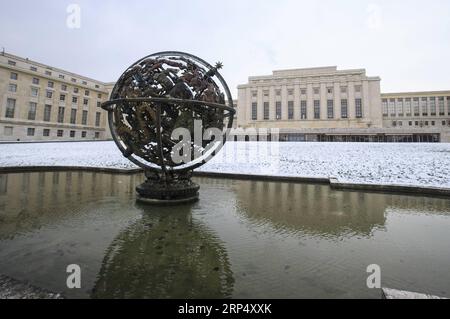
(229, 179), (450, 237)
(1, 172), (450, 299)
(0, 171), (141, 239)
(91, 204), (234, 299)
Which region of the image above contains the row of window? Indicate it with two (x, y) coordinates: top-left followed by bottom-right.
(8, 85), (100, 107)
(382, 97), (450, 117)
(3, 126), (100, 139)
(4, 98), (101, 126)
(392, 120), (450, 127)
(7, 60), (101, 89)
(251, 99), (363, 120)
(9, 73), (103, 97)
(252, 85), (362, 98)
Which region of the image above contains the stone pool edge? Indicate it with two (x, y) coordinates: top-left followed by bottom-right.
(1, 166), (450, 198)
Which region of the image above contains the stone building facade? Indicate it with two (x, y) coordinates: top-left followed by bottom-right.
(381, 91), (450, 142)
(0, 52), (113, 142)
(237, 67), (450, 142)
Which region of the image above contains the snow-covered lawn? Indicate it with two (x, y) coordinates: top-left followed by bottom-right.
(0, 141), (450, 188)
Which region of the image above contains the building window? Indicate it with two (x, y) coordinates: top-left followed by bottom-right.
(251, 91), (257, 98)
(48, 81), (54, 88)
(82, 131), (87, 138)
(98, 93), (102, 99)
(425, 121), (429, 126)
(287, 89), (294, 96)
(74, 87), (79, 94)
(30, 66), (37, 72)
(405, 98), (412, 116)
(4, 126), (13, 136)
(59, 75), (65, 79)
(314, 100), (320, 119)
(61, 84), (67, 91)
(327, 100), (334, 119)
(301, 89), (307, 95)
(409, 121), (413, 126)
(83, 98), (89, 106)
(415, 121), (419, 126)
(300, 101), (307, 119)
(8, 60), (16, 66)
(327, 88), (333, 94)
(288, 101), (294, 120)
(10, 72), (18, 80)
(430, 97), (436, 116)
(46, 90), (53, 99)
(27, 128), (35, 136)
(8, 83), (17, 92)
(70, 109), (77, 124)
(313, 88), (320, 95)
(28, 102), (37, 120)
(431, 121), (435, 126)
(341, 99), (348, 119)
(60, 94), (66, 102)
(251, 102), (257, 120)
(263, 90), (269, 97)
(5, 98), (16, 118)
(97, 102), (101, 108)
(31, 87), (39, 97)
(382, 99), (388, 116)
(44, 105), (51, 122)
(389, 99), (396, 117)
(57, 107), (65, 123)
(85, 90), (90, 96)
(72, 97), (78, 104)
(71, 78), (77, 83)
(340, 87), (347, 94)
(263, 102), (269, 120)
(443, 121), (446, 126)
(82, 81), (88, 85)
(45, 70), (52, 76)
(413, 98), (420, 116)
(438, 97), (445, 115)
(32, 78), (39, 85)
(397, 99), (404, 117)
(57, 130), (64, 137)
(95, 132), (100, 139)
(355, 85), (362, 93)
(276, 101), (282, 120)
(43, 129), (50, 137)
(82, 110), (88, 125)
(447, 97), (450, 115)
(70, 130), (76, 138)
(421, 98), (428, 116)
(355, 98), (363, 118)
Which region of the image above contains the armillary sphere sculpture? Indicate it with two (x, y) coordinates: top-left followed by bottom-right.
(101, 51), (235, 204)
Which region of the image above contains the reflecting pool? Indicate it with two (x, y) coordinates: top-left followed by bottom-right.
(0, 171), (449, 299)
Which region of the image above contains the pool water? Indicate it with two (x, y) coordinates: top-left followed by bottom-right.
(0, 171), (449, 299)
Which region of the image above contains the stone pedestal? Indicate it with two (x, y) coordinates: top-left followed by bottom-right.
(136, 171), (199, 205)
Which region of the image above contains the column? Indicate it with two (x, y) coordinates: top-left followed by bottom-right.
(348, 81), (356, 119)
(281, 85), (288, 121)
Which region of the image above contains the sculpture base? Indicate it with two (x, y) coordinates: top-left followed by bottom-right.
(135, 173), (200, 205)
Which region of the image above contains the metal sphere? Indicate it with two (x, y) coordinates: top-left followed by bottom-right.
(102, 51), (235, 173)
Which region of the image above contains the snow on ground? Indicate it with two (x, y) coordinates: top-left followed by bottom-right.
(0, 141), (449, 188)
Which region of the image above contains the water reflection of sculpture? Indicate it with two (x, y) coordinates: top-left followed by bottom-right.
(91, 205), (234, 299)
(234, 181), (388, 237)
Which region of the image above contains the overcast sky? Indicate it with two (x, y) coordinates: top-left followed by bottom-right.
(1, 0), (449, 96)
